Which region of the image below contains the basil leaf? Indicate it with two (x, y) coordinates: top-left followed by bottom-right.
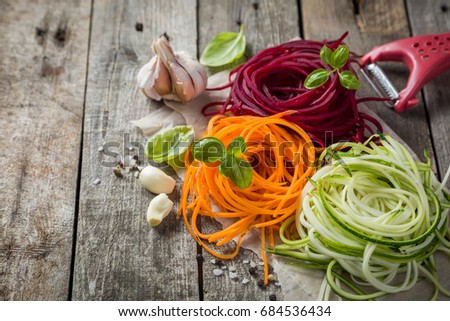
(304, 68), (330, 89)
(227, 136), (246, 156)
(330, 45), (349, 69)
(145, 125), (194, 165)
(320, 45), (333, 66)
(200, 24), (246, 67)
(339, 70), (361, 90)
(192, 137), (226, 163)
(219, 154), (253, 189)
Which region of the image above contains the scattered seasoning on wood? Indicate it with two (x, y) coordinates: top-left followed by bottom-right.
(229, 272), (239, 280)
(213, 259), (225, 267)
(257, 279), (266, 289)
(35, 27), (47, 38)
(130, 158), (139, 170)
(112, 155), (142, 178)
(113, 166), (123, 177)
(241, 277), (250, 285)
(267, 274), (276, 282)
(248, 267), (257, 276)
(92, 178), (101, 185)
(213, 269), (223, 276)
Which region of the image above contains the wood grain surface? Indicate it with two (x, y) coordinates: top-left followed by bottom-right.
(0, 0), (91, 300)
(71, 0), (199, 300)
(406, 0), (450, 188)
(1, 0), (449, 301)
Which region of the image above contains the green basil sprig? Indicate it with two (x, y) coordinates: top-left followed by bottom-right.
(192, 136), (252, 189)
(304, 45), (361, 90)
(200, 24), (246, 69)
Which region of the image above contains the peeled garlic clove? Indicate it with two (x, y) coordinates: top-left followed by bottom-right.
(147, 193), (173, 227)
(139, 165), (176, 194)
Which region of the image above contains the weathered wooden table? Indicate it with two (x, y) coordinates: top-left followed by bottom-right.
(1, 0), (449, 301)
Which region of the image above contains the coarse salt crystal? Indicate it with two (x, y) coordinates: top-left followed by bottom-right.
(243, 259), (250, 264)
(229, 266), (237, 272)
(250, 261), (257, 268)
(242, 278), (250, 285)
(229, 272), (238, 280)
(213, 269), (223, 276)
(92, 178), (101, 185)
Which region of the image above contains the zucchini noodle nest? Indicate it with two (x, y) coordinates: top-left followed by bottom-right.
(274, 134), (450, 300)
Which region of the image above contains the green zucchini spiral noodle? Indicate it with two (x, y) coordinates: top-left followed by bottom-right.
(273, 134), (450, 300)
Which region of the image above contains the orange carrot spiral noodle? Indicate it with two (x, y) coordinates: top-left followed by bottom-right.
(179, 111), (316, 283)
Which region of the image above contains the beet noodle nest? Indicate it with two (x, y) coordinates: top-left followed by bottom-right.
(202, 32), (382, 147)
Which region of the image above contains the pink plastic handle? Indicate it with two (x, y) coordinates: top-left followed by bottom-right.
(361, 32), (450, 112)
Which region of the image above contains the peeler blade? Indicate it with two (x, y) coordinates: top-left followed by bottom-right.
(361, 63), (399, 109)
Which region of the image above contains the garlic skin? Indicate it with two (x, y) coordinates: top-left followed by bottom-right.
(147, 193), (173, 227)
(137, 36), (207, 103)
(137, 56), (162, 100)
(139, 165), (176, 194)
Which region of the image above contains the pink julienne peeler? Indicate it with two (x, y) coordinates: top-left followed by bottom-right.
(360, 32), (450, 112)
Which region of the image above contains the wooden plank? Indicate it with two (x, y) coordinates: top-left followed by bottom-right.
(197, 0), (299, 301)
(0, 0), (91, 300)
(406, 0), (450, 189)
(72, 0), (199, 300)
(301, 0), (434, 161)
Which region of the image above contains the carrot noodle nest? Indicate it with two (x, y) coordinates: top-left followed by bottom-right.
(179, 111), (316, 283)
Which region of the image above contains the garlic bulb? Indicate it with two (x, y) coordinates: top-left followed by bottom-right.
(137, 35), (207, 103)
(147, 193), (173, 227)
(139, 165), (176, 194)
